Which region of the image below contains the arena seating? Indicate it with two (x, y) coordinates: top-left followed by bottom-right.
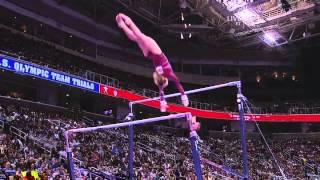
(0, 99), (320, 179)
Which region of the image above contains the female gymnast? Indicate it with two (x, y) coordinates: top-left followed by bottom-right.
(116, 13), (189, 112)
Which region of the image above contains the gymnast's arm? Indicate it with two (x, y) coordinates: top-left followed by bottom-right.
(116, 13), (162, 56)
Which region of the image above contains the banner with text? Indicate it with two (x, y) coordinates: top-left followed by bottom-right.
(99, 84), (320, 122)
(0, 55), (99, 92)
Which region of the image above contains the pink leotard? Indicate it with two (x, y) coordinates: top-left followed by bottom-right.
(148, 52), (185, 101)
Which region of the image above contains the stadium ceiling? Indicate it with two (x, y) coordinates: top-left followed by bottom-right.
(111, 0), (320, 48)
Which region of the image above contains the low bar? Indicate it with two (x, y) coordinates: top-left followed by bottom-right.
(65, 112), (192, 180)
(189, 131), (203, 180)
(66, 113), (191, 134)
(129, 81), (240, 106)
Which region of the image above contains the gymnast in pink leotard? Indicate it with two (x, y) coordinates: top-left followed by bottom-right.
(116, 13), (189, 112)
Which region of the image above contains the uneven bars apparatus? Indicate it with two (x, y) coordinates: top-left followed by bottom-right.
(64, 113), (194, 180)
(129, 81), (240, 111)
(128, 80), (249, 179)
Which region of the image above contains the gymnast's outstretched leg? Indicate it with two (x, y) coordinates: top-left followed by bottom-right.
(116, 13), (189, 108)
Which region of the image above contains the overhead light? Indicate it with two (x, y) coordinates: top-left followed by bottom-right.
(282, 72), (287, 78)
(180, 33), (184, 39)
(189, 33), (192, 38)
(273, 72), (278, 79)
(290, 17), (298, 21)
(303, 32), (311, 37)
(181, 12), (185, 21)
(234, 8), (266, 27)
(229, 28), (236, 34)
(256, 75), (261, 83)
(179, 0), (187, 9)
(264, 33), (276, 43)
(259, 30), (287, 47)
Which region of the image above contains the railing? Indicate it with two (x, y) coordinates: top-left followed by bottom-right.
(262, 5), (285, 19)
(84, 167), (120, 179)
(74, 168), (104, 179)
(46, 119), (67, 131)
(82, 116), (95, 126)
(11, 125), (55, 155)
(244, 106), (272, 114)
(2, 119), (124, 178)
(306, 174), (320, 179)
(0, 96), (113, 125)
(9, 126), (27, 141)
(198, 144), (223, 162)
(136, 142), (176, 162)
(244, 103), (320, 115)
(60, 153), (83, 166)
(274, 142), (318, 175)
(0, 119), (4, 129)
(140, 134), (167, 146)
(262, 0), (314, 20)
(136, 142), (153, 151)
(0, 95), (69, 112)
(289, 107), (320, 114)
(142, 88), (159, 98)
(85, 70), (119, 88)
(31, 137), (52, 154)
(9, 125), (54, 155)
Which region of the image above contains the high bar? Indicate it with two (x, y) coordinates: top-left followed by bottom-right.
(130, 81), (240, 105)
(66, 112), (191, 134)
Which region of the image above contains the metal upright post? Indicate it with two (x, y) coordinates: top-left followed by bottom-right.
(189, 131), (203, 180)
(237, 82), (249, 179)
(65, 132), (76, 180)
(187, 113), (203, 180)
(128, 124), (134, 180)
(127, 109), (134, 180)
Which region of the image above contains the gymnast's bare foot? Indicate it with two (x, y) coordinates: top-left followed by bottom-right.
(160, 100), (168, 112)
(117, 13), (132, 26)
(116, 14), (125, 28)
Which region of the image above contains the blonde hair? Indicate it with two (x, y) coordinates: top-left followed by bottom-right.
(153, 72), (168, 86)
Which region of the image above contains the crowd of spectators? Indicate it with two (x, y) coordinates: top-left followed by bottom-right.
(0, 132), (71, 179)
(0, 100), (320, 179)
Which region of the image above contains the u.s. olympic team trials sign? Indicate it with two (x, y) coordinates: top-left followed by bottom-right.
(0, 55), (99, 92)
